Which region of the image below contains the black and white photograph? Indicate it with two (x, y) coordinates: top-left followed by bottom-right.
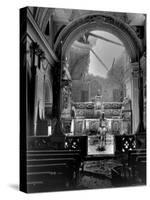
(20, 6), (146, 193)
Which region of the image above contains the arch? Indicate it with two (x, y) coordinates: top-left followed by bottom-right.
(54, 13), (143, 63)
(34, 7), (54, 33)
(54, 25), (66, 44)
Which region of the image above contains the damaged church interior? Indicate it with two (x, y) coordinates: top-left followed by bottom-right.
(20, 7), (146, 193)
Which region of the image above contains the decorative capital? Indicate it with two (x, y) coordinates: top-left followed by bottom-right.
(130, 62), (139, 78)
(30, 42), (45, 59)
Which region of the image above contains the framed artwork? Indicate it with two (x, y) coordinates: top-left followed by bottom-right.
(20, 6), (146, 193)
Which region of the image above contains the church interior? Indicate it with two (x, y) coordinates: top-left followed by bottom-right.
(20, 7), (146, 192)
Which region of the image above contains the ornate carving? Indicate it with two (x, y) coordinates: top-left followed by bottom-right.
(73, 102), (94, 109)
(115, 135), (136, 153)
(74, 119), (84, 134)
(71, 102), (122, 119)
(121, 135), (136, 152)
(122, 96), (131, 105)
(64, 137), (80, 150)
(73, 102), (122, 110)
(104, 109), (121, 116)
(62, 85), (71, 109)
(64, 136), (87, 156)
(104, 102), (122, 109)
(85, 119), (99, 133)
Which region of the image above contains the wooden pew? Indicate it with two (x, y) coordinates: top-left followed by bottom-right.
(127, 149), (146, 183)
(26, 149), (81, 192)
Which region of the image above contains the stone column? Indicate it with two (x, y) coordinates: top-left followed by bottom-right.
(130, 62), (139, 134)
(51, 60), (65, 148)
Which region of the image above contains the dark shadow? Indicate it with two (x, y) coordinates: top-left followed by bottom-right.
(9, 184), (19, 191)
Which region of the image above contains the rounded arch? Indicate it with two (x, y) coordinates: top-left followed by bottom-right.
(54, 13), (143, 62)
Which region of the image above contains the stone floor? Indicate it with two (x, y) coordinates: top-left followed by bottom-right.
(77, 173), (112, 189)
(76, 159), (145, 189)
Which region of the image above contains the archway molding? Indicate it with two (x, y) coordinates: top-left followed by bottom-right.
(54, 13), (143, 62)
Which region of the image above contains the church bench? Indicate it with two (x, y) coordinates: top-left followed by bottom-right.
(111, 148), (146, 185)
(26, 149), (82, 191)
(125, 149), (146, 183)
